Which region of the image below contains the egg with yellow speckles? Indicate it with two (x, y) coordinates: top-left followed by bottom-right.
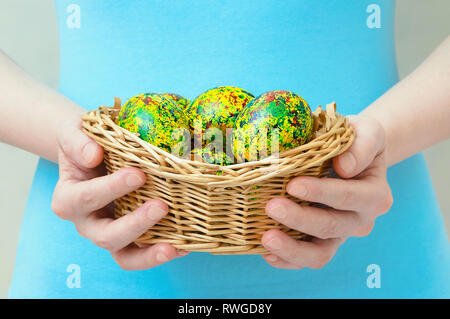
(186, 86), (254, 164)
(116, 93), (191, 154)
(233, 90), (313, 162)
(186, 86), (255, 136)
(159, 93), (190, 114)
(191, 147), (235, 166)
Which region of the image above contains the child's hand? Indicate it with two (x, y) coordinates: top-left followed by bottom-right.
(51, 117), (188, 270)
(262, 115), (393, 269)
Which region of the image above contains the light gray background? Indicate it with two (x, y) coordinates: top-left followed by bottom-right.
(0, 0), (449, 298)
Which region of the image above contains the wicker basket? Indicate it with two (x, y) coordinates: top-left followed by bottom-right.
(81, 99), (354, 255)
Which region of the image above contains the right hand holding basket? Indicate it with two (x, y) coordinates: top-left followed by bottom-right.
(51, 117), (189, 270)
(262, 114), (393, 269)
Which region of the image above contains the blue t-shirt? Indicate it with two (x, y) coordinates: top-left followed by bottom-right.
(9, 0), (449, 298)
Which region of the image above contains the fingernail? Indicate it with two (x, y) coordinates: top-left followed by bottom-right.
(266, 254), (278, 262)
(290, 183), (307, 198)
(126, 173), (144, 187)
(156, 252), (169, 263)
(83, 142), (97, 164)
(339, 152), (356, 175)
(266, 237), (282, 250)
(147, 205), (167, 221)
(179, 250), (190, 256)
(268, 204), (287, 219)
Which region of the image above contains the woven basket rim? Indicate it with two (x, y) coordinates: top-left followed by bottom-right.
(81, 100), (354, 187)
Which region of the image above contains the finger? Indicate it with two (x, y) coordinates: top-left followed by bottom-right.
(262, 229), (343, 269)
(112, 243), (178, 270)
(57, 117), (104, 169)
(176, 250), (191, 258)
(67, 167), (146, 215)
(333, 115), (385, 178)
(262, 254), (303, 269)
(286, 175), (391, 214)
(135, 242), (150, 248)
(57, 147), (100, 182)
(360, 149), (388, 179)
(78, 199), (168, 252)
(137, 243), (190, 258)
(266, 197), (372, 239)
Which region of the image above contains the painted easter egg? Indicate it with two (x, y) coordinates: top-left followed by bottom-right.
(159, 93), (191, 114)
(186, 86), (254, 164)
(116, 93), (190, 154)
(191, 147), (235, 166)
(186, 86), (254, 135)
(233, 90), (313, 162)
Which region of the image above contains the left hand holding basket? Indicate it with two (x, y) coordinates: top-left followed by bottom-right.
(262, 115), (393, 269)
(51, 117), (189, 270)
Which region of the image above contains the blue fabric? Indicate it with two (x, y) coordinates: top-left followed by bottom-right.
(9, 0), (449, 298)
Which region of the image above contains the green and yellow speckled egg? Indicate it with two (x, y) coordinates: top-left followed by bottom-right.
(191, 147), (235, 166)
(186, 86), (254, 135)
(233, 90), (313, 162)
(159, 93), (190, 114)
(116, 93), (190, 154)
(186, 86), (254, 165)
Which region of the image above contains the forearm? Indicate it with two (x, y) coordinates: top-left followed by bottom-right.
(362, 36), (450, 166)
(0, 50), (84, 162)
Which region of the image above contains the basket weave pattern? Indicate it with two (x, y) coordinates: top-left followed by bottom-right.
(82, 100), (354, 255)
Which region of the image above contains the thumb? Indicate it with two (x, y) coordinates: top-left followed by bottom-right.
(333, 115), (385, 178)
(57, 116), (104, 168)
